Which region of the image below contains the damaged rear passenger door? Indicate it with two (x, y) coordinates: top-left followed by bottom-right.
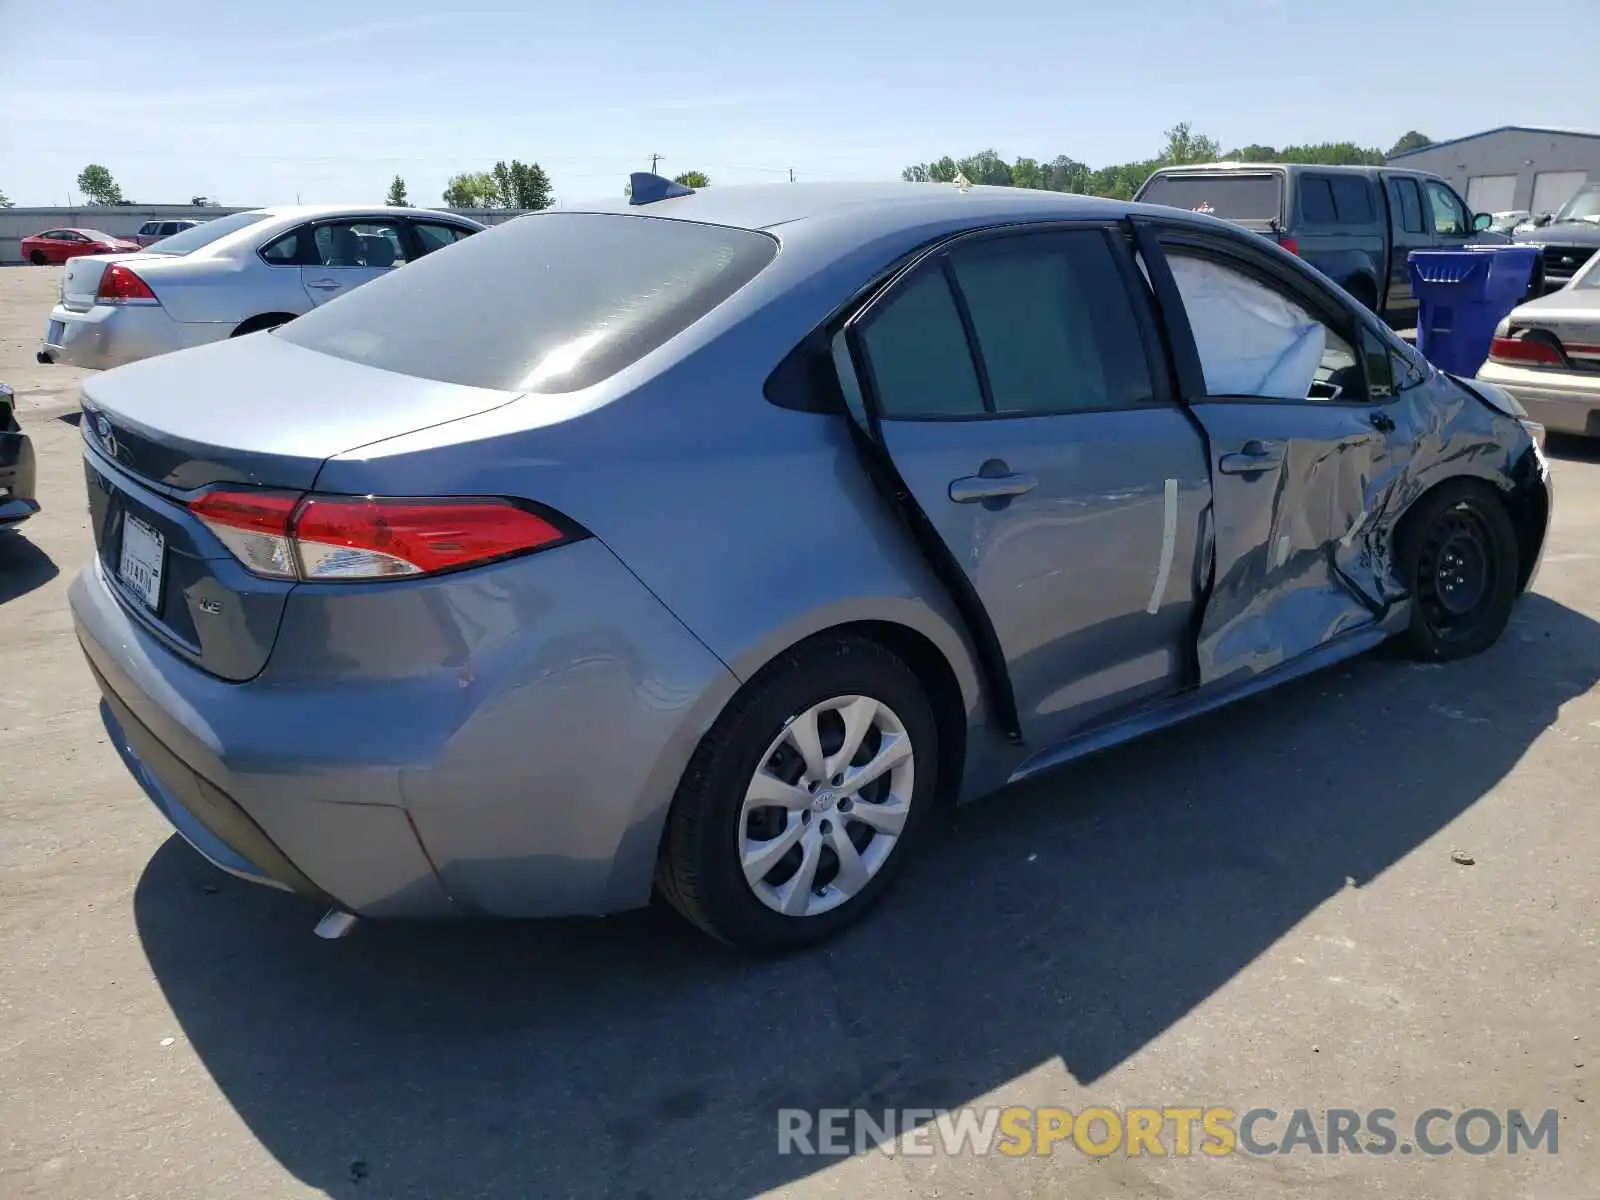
(833, 224), (1212, 749)
(1135, 223), (1406, 685)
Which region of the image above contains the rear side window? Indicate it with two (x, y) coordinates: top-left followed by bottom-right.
(277, 213), (778, 393)
(1300, 178), (1338, 223)
(1330, 177), (1376, 223)
(857, 271), (985, 418)
(1138, 174), (1283, 221)
(949, 231), (1154, 414)
(414, 222), (475, 255)
(260, 230), (301, 264)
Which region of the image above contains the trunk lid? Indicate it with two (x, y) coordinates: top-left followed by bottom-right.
(81, 333), (520, 680)
(60, 252), (145, 312)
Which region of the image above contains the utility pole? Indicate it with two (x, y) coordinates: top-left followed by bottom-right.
(789, 168), (795, 183)
(649, 153), (664, 174)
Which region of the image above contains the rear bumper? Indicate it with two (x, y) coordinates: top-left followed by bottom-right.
(70, 535), (740, 920)
(1475, 361), (1600, 437)
(0, 430), (38, 525)
(41, 302), (227, 371)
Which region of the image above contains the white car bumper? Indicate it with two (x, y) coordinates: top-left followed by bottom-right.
(40, 303), (229, 371)
(1476, 360), (1600, 438)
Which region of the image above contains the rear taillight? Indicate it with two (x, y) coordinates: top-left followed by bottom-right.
(1277, 236), (1300, 256)
(96, 263), (159, 306)
(1488, 335), (1564, 367)
(187, 490), (572, 581)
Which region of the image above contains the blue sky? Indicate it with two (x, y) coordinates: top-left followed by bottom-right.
(2, 0), (1593, 207)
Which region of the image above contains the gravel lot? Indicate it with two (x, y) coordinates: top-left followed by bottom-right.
(2, 263), (1598, 1199)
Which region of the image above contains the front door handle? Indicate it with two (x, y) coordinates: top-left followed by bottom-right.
(1218, 439), (1285, 475)
(948, 471), (1039, 504)
(307, 279), (342, 290)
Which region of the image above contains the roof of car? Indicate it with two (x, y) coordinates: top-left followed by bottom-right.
(1146, 161), (1434, 179)
(248, 204), (480, 221)
(564, 181), (1136, 234)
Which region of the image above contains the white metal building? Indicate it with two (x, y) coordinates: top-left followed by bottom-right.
(1386, 126), (1600, 216)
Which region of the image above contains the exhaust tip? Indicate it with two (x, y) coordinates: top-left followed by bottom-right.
(313, 908), (361, 940)
(36, 351), (53, 365)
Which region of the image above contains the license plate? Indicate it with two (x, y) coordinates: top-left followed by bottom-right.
(45, 320), (64, 346)
(119, 514), (165, 610)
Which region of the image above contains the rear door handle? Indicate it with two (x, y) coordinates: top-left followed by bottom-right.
(1370, 411), (1396, 433)
(1218, 439), (1285, 475)
(948, 472), (1039, 504)
(307, 279), (341, 290)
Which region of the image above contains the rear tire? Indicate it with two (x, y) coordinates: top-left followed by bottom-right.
(657, 635), (938, 951)
(1396, 481), (1519, 661)
(1345, 277), (1378, 314)
(28, 250), (47, 266)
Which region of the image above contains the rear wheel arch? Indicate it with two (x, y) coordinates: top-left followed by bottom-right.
(230, 313), (297, 337)
(655, 627), (949, 947)
(1343, 273), (1379, 311)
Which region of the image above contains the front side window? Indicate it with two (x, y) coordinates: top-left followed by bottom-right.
(857, 270), (985, 418)
(312, 221), (407, 267)
(1426, 181), (1468, 236)
(1167, 251), (1361, 402)
(139, 222), (160, 236)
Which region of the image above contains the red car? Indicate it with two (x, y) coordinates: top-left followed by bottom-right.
(21, 228), (141, 265)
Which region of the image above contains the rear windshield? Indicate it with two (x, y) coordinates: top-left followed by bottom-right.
(276, 212), (779, 393)
(1139, 174), (1284, 221)
(141, 212), (268, 255)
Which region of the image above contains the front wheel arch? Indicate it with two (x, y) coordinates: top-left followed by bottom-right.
(1392, 476), (1521, 659)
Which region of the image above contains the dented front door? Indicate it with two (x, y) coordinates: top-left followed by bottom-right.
(1187, 399), (1397, 683)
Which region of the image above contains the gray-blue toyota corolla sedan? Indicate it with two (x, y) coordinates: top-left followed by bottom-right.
(70, 176), (1553, 950)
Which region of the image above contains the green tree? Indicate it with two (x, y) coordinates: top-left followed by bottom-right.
(901, 156), (959, 183)
(385, 175), (409, 206)
(672, 170), (710, 189)
(76, 163), (123, 206)
(442, 171), (499, 207)
(492, 160), (554, 209)
(1161, 122), (1221, 166)
(956, 149), (1014, 186)
(1387, 130), (1433, 157)
(0, 188), (13, 208)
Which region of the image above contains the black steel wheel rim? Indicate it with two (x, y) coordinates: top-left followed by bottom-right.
(1415, 506), (1495, 640)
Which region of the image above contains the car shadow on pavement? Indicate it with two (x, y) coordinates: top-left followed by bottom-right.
(134, 593), (1600, 1200)
(0, 529), (58, 604)
(1544, 433), (1600, 464)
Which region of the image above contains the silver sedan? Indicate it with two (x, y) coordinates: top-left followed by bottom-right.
(1477, 248), (1600, 437)
(37, 206), (484, 371)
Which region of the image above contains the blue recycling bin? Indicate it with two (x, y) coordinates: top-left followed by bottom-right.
(1408, 246), (1539, 377)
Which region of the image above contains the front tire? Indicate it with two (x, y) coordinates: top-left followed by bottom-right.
(1397, 481), (1519, 661)
(657, 635), (938, 951)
